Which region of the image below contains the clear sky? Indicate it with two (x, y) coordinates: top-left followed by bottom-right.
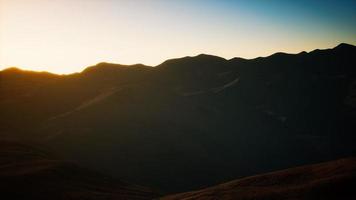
(1, 0), (355, 74)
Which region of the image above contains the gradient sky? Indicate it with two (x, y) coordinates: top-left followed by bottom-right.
(1, 0), (355, 74)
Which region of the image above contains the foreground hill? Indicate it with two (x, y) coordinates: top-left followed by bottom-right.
(1, 140), (355, 199)
(1, 43), (356, 192)
(162, 157), (356, 200)
(0, 140), (158, 200)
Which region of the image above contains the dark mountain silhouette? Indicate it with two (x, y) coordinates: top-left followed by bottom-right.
(162, 157), (356, 200)
(0, 140), (158, 200)
(0, 43), (356, 193)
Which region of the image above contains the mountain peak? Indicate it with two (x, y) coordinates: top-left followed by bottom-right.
(335, 43), (355, 49)
(157, 54), (226, 68)
(195, 53), (225, 60)
(82, 62), (150, 74)
(1, 67), (23, 73)
(270, 52), (293, 57)
(0, 67), (56, 76)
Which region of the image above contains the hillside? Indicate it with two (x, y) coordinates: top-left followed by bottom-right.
(1, 139), (354, 199)
(162, 157), (356, 200)
(0, 140), (158, 200)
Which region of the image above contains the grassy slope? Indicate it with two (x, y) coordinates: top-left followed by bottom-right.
(161, 157), (356, 200)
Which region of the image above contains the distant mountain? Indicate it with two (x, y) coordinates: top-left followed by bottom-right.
(162, 157), (356, 200)
(0, 140), (158, 200)
(0, 43), (355, 192)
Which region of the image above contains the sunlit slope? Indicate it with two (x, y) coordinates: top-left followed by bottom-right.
(162, 157), (356, 200)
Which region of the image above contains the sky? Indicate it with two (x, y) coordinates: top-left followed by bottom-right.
(1, 0), (356, 74)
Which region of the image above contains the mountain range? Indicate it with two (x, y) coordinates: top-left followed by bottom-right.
(0, 43), (356, 194)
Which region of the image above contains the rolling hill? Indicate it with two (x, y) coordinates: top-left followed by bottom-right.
(161, 157), (356, 200)
(0, 140), (158, 200)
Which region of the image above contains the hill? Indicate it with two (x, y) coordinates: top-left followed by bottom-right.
(0, 140), (158, 200)
(162, 157), (356, 200)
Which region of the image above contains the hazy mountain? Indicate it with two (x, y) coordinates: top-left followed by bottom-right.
(0, 43), (355, 192)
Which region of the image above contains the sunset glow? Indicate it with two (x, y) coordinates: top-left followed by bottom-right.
(1, 0), (355, 74)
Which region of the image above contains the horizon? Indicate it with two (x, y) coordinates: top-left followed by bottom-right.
(0, 42), (353, 75)
(1, 0), (356, 74)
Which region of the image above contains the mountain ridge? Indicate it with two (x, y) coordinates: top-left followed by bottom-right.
(1, 43), (355, 75)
